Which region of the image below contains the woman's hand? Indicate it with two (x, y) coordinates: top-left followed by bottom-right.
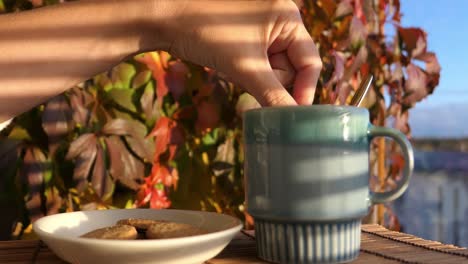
(0, 0), (322, 123)
(146, 0), (322, 106)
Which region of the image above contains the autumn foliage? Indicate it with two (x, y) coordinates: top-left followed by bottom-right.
(0, 0), (439, 238)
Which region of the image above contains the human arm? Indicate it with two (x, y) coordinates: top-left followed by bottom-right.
(0, 0), (322, 123)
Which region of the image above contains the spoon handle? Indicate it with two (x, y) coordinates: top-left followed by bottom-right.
(350, 75), (373, 107)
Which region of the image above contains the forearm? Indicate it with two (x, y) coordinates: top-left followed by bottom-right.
(0, 0), (177, 123)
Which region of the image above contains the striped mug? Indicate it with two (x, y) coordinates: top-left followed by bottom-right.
(243, 105), (413, 264)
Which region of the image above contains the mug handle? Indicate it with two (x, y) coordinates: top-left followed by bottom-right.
(367, 125), (414, 204)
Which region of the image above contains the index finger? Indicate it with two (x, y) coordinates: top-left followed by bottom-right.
(287, 25), (322, 105)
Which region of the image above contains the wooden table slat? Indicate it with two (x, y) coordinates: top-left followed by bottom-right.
(0, 224), (467, 264)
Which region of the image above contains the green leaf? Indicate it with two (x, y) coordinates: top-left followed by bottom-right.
(102, 119), (147, 138)
(235, 93), (260, 117)
(154, 183), (164, 191)
(0, 1), (5, 12)
(108, 88), (137, 112)
(94, 73), (113, 91)
(125, 136), (154, 162)
(140, 81), (155, 122)
(111, 63), (136, 89)
(132, 70), (152, 89)
(201, 128), (219, 146)
(44, 166), (53, 185)
(8, 126), (31, 141)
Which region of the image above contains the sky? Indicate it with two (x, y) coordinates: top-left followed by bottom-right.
(399, 0), (468, 138)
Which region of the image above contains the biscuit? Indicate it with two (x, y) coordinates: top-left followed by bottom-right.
(136, 232), (147, 240)
(80, 225), (138, 240)
(146, 222), (206, 239)
(116, 218), (167, 231)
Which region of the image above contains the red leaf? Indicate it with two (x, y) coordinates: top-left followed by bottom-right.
(148, 117), (176, 158)
(150, 188), (171, 209)
(390, 153), (405, 180)
(335, 0), (353, 18)
(393, 110), (409, 134)
(387, 103), (401, 117)
(68, 87), (93, 126)
(173, 106), (196, 120)
(397, 27), (427, 57)
(390, 0), (401, 22)
(136, 52), (169, 107)
(135, 169), (171, 209)
(391, 62), (404, 82)
(196, 100), (220, 132)
(318, 0), (337, 18)
(150, 164), (173, 187)
(404, 63), (428, 104)
(349, 16), (367, 47)
(68, 134), (97, 184)
(66, 133), (96, 160)
(105, 136), (144, 190)
(343, 45), (368, 81)
(91, 143), (114, 200)
(166, 60), (189, 101)
(170, 125), (185, 145)
(73, 147), (97, 185)
(325, 51), (346, 88)
(353, 0), (364, 22)
(416, 52), (441, 74)
(193, 84), (215, 105)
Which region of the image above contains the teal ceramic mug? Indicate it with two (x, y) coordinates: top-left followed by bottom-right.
(243, 105), (413, 264)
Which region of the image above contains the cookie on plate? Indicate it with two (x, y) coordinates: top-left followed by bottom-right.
(146, 222), (206, 239)
(116, 218), (167, 231)
(80, 225), (138, 240)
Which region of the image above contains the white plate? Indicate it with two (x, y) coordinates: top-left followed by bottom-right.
(33, 209), (243, 264)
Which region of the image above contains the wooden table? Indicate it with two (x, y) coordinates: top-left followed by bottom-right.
(1, 225), (467, 264)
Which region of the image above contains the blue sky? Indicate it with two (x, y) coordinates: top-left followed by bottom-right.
(400, 1), (468, 138)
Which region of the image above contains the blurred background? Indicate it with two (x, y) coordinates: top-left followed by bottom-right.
(394, 0), (468, 248)
(0, 0), (466, 248)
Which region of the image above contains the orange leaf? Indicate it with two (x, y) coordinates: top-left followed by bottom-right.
(136, 52), (169, 107)
(148, 117), (180, 162)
